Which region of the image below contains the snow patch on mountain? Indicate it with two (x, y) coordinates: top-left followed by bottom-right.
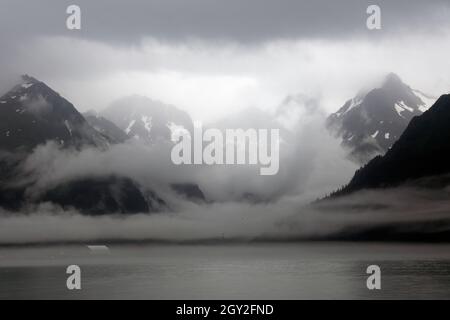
(398, 101), (414, 112)
(167, 122), (189, 142)
(64, 120), (73, 137)
(101, 95), (194, 145)
(394, 103), (406, 118)
(413, 89), (437, 112)
(21, 83), (33, 89)
(340, 97), (363, 117)
(125, 120), (136, 134)
(142, 116), (152, 134)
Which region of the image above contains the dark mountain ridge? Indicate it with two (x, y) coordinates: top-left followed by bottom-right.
(0, 75), (109, 152)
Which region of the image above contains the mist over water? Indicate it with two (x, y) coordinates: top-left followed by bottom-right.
(1, 185), (450, 244)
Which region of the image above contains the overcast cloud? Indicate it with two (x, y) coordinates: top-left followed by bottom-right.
(1, 0), (449, 44)
(1, 0), (450, 121)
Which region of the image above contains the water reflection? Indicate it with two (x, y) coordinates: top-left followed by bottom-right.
(1, 243), (450, 299)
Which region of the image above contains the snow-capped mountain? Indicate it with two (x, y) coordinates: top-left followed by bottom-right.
(327, 73), (436, 164)
(331, 93), (450, 197)
(0, 76), (167, 214)
(0, 75), (109, 152)
(100, 95), (193, 144)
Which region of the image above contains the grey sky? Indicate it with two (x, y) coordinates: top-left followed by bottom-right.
(1, 0), (449, 44)
(0, 0), (449, 121)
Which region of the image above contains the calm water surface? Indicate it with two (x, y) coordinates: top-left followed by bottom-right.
(1, 242), (450, 299)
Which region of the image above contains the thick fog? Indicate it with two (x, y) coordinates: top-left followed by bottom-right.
(1, 185), (450, 244)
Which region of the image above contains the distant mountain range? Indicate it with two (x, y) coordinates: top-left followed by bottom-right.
(0, 76), (204, 214)
(100, 95), (193, 144)
(330, 93), (450, 197)
(1, 73), (447, 218)
(327, 73), (436, 164)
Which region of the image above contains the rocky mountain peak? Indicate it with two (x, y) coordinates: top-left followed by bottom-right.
(327, 73), (436, 164)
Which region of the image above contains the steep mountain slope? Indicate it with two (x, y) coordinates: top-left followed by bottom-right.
(171, 183), (206, 203)
(0, 76), (166, 214)
(83, 111), (129, 144)
(332, 94), (450, 197)
(101, 95), (193, 144)
(327, 73), (436, 164)
(0, 75), (109, 152)
(42, 176), (166, 215)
